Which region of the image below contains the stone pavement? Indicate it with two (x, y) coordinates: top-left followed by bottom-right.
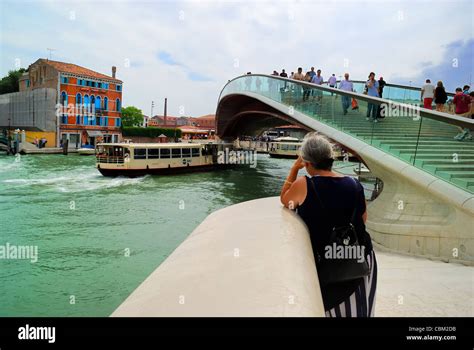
(374, 249), (473, 316)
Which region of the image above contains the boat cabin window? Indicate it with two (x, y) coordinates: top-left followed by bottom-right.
(160, 148), (170, 158)
(192, 148), (200, 157)
(148, 148), (159, 159)
(106, 146), (124, 157)
(182, 148), (191, 158)
(134, 148), (146, 159)
(172, 148), (181, 158)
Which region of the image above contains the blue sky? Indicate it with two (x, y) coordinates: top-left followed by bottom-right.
(1, 0), (473, 117)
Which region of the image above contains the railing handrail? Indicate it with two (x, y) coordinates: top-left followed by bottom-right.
(96, 155), (124, 164)
(218, 74), (474, 129)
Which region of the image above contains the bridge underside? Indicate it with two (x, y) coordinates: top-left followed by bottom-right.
(216, 95), (312, 138)
(216, 92), (474, 264)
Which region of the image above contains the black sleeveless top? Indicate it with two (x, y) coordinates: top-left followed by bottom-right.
(297, 175), (373, 310)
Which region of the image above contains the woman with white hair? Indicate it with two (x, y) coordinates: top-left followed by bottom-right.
(280, 133), (377, 317)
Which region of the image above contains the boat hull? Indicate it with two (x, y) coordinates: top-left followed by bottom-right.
(268, 153), (298, 159)
(97, 164), (231, 177)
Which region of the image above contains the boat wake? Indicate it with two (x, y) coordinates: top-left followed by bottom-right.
(3, 171), (149, 193)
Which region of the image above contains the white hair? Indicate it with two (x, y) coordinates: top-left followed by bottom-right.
(300, 132), (335, 170)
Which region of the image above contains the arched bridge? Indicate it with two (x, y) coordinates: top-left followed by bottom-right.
(216, 74), (474, 264)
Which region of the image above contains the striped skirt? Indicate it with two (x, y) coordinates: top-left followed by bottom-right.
(325, 250), (378, 317)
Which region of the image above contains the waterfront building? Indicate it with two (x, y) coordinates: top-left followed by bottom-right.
(0, 58), (123, 148)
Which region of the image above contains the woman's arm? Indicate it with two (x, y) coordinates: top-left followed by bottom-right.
(280, 157), (306, 209)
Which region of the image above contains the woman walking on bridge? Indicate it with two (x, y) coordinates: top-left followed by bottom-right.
(280, 133), (377, 317)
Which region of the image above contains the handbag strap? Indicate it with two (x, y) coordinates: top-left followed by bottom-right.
(308, 176), (359, 224)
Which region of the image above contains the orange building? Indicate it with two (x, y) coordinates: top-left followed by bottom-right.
(19, 59), (123, 148)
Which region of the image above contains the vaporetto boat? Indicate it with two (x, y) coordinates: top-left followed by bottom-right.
(268, 137), (302, 159)
(95, 142), (234, 177)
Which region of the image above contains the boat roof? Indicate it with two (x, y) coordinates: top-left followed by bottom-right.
(97, 142), (226, 148)
(273, 137), (301, 142)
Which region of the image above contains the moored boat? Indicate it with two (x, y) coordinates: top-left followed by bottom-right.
(78, 148), (95, 155)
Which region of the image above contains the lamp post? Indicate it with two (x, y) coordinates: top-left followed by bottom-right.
(149, 101), (154, 127)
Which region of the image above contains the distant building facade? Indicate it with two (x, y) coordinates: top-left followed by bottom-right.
(148, 114), (215, 129)
(147, 114), (215, 139)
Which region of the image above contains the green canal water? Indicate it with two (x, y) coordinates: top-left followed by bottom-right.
(0, 153), (367, 316)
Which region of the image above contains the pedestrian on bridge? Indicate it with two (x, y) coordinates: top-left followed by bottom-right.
(421, 79), (435, 109)
(339, 73), (354, 115)
(365, 72), (380, 122)
(434, 81), (448, 112)
(453, 87), (473, 141)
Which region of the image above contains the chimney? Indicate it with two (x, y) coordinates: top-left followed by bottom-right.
(164, 98), (167, 126)
(112, 66), (116, 79)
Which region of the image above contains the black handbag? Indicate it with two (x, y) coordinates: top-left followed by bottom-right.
(309, 177), (370, 286)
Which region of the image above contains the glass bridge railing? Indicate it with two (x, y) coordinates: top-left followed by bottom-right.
(219, 74), (474, 194)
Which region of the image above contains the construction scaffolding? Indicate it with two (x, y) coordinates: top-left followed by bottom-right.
(0, 88), (57, 131)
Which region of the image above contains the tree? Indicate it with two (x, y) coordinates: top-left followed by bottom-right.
(0, 68), (27, 95)
(121, 106), (144, 127)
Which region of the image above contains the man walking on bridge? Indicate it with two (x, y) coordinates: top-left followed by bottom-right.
(339, 73), (354, 115)
(421, 79), (435, 109)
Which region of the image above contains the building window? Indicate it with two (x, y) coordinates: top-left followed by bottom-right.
(96, 116), (101, 126)
(116, 84), (122, 91)
(84, 116), (88, 125)
(91, 81), (96, 87)
(76, 93), (82, 105)
(84, 95), (89, 106)
(103, 97), (108, 110)
(61, 115), (67, 124)
(98, 82), (102, 88)
(115, 118), (121, 127)
(103, 83), (109, 89)
(104, 117), (108, 126)
(95, 96), (101, 110)
(60, 91), (68, 106)
(86, 80), (91, 87)
(116, 99), (121, 112)
(76, 115), (81, 125)
(26, 80), (30, 88)
(61, 76), (69, 84)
